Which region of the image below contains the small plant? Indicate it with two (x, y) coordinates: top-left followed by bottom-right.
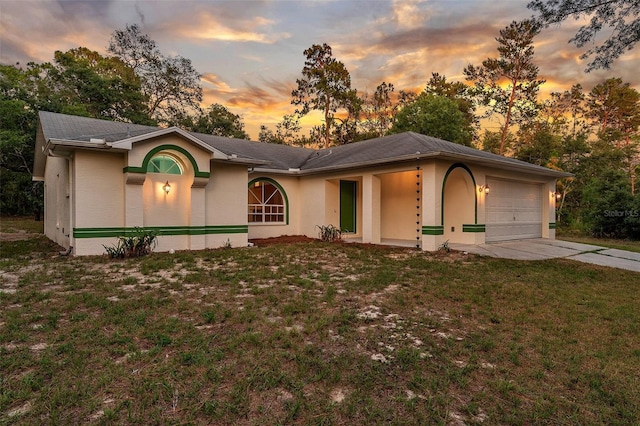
(104, 228), (158, 258)
(438, 239), (450, 253)
(316, 224), (342, 242)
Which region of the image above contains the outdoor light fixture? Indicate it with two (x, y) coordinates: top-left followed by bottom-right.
(163, 181), (171, 194)
(553, 191), (561, 201)
(479, 184), (490, 194)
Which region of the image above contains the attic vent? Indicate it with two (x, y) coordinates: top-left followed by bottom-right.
(90, 138), (106, 143)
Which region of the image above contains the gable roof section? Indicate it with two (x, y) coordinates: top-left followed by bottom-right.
(34, 111), (571, 180)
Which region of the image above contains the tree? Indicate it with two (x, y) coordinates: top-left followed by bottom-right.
(291, 43), (358, 148)
(586, 78), (640, 193)
(49, 47), (151, 123)
(528, 0), (640, 71)
(174, 104), (249, 139)
(424, 73), (478, 142)
(464, 19), (545, 155)
(389, 94), (473, 146)
(108, 24), (203, 125)
(360, 82), (397, 138)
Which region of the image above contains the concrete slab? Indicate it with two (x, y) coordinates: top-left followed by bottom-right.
(569, 252), (640, 273)
(599, 249), (640, 262)
(449, 238), (640, 273)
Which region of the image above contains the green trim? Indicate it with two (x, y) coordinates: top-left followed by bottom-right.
(462, 224), (486, 233)
(422, 225), (444, 235)
(549, 222), (556, 229)
(124, 144), (210, 178)
(73, 225), (247, 239)
(441, 163), (478, 226)
(248, 177), (290, 225)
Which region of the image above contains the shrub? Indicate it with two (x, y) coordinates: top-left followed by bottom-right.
(104, 228), (158, 258)
(316, 224), (342, 242)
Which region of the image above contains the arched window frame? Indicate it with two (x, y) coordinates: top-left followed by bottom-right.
(247, 178), (289, 225)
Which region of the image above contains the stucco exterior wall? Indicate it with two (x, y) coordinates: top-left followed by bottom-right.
(43, 155), (71, 249)
(380, 170), (419, 241)
(205, 163), (249, 248)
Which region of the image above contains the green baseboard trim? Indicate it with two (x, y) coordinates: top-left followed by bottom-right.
(462, 224), (486, 233)
(74, 225), (248, 239)
(422, 226), (444, 235)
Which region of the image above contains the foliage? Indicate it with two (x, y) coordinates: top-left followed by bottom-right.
(259, 114), (301, 145)
(424, 73), (478, 141)
(581, 168), (634, 238)
(464, 19), (544, 155)
(174, 104), (249, 139)
(316, 224), (342, 242)
(390, 94), (473, 146)
(359, 81), (397, 138)
(291, 43), (359, 148)
(108, 24), (203, 125)
(104, 228), (158, 258)
(529, 0), (640, 71)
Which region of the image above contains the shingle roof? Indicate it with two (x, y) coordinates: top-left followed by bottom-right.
(39, 111), (158, 142)
(37, 111), (570, 177)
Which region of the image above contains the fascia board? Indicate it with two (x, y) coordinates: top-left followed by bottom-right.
(109, 127), (230, 160)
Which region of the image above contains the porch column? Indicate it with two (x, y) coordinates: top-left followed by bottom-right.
(190, 176), (209, 250)
(124, 173), (145, 228)
(362, 174), (381, 244)
(420, 164), (442, 251)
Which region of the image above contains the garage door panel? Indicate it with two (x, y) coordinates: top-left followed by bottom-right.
(486, 178), (542, 242)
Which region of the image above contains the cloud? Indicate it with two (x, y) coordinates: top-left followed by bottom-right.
(163, 11), (289, 43)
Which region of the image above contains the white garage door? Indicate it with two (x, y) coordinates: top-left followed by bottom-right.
(486, 178), (542, 242)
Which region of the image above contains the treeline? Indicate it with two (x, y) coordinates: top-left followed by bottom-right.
(1, 21), (639, 238)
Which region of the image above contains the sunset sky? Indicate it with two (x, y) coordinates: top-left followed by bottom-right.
(1, 0), (639, 139)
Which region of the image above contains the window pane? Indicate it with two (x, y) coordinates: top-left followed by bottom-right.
(247, 180), (285, 223)
(147, 155), (182, 175)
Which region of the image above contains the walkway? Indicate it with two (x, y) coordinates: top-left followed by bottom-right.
(449, 239), (640, 273)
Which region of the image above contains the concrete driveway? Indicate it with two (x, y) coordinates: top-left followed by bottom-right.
(449, 239), (640, 273)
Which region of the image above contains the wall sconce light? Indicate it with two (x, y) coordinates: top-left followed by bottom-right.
(163, 181), (171, 194)
(479, 184), (490, 194)
(553, 191), (561, 201)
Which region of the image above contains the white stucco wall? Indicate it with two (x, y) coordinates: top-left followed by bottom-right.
(43, 155), (71, 249)
(205, 162), (249, 248)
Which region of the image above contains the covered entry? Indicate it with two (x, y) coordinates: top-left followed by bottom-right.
(485, 177), (542, 242)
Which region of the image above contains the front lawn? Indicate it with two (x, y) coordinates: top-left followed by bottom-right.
(1, 221), (639, 424)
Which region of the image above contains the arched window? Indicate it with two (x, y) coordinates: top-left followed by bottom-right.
(147, 154), (183, 175)
(248, 180), (285, 223)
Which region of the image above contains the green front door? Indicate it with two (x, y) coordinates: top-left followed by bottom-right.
(340, 180), (357, 233)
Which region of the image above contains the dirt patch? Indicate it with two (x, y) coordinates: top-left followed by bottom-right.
(0, 231), (34, 242)
(249, 235), (318, 246)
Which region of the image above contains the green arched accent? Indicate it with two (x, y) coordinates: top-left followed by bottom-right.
(248, 177), (290, 225)
(441, 163), (478, 226)
(124, 144), (210, 178)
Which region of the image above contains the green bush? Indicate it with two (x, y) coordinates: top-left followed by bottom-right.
(316, 224), (342, 242)
(104, 228), (158, 258)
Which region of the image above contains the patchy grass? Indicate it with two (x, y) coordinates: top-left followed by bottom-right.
(557, 233), (640, 253)
(1, 223), (639, 425)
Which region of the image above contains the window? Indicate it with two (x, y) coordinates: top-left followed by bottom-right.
(248, 180), (285, 223)
(147, 154), (183, 175)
